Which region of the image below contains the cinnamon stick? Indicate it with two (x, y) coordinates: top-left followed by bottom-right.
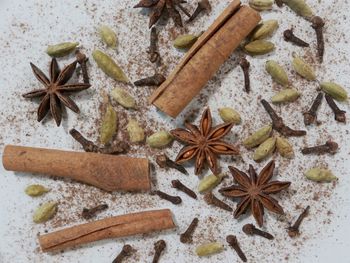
(38, 209), (175, 252)
(2, 145), (150, 192)
(149, 0), (260, 117)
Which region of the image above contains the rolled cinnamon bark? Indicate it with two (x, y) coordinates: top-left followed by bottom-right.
(149, 0), (261, 117)
(2, 145), (150, 192)
(38, 209), (175, 252)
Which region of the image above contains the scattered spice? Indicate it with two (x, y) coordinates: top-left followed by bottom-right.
(195, 242), (224, 257)
(265, 60), (289, 87)
(25, 184), (50, 197)
(187, 0), (211, 23)
(204, 191), (232, 212)
(82, 204), (108, 220)
(244, 40), (275, 55)
(149, 27), (160, 63)
(75, 49), (90, 84)
(242, 223), (274, 240)
(154, 190), (182, 205)
(253, 137), (276, 162)
(173, 34), (198, 50)
(134, 73), (166, 86)
(156, 154), (188, 175)
(146, 130), (173, 148)
(301, 140), (338, 155)
(288, 206), (310, 238)
(112, 244), (135, 263)
(226, 235), (247, 262)
(292, 53), (316, 80)
(152, 240), (166, 263)
(283, 29), (309, 47)
(311, 16), (325, 63)
(172, 180), (197, 199)
(46, 42), (79, 57)
(239, 57), (251, 93)
(218, 107), (241, 124)
(305, 168), (337, 182)
(249, 0), (273, 11)
(320, 82), (348, 101)
(325, 94), (346, 122)
(303, 92), (323, 125)
(198, 174), (224, 193)
(110, 88), (137, 109)
(243, 125), (272, 148)
(99, 25), (118, 49)
(33, 202), (58, 223)
(126, 119), (145, 143)
(180, 217), (199, 244)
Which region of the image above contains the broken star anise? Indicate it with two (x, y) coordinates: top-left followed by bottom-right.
(170, 108), (239, 175)
(134, 0), (188, 28)
(219, 160), (291, 227)
(23, 58), (91, 126)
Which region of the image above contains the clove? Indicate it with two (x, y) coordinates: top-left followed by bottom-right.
(75, 50), (90, 84)
(242, 224), (274, 240)
(204, 192), (232, 212)
(112, 244), (135, 263)
(275, 0), (283, 7)
(301, 140), (338, 155)
(311, 16), (325, 63)
(261, 99), (307, 137)
(82, 204), (108, 220)
(154, 190), (182, 205)
(288, 205), (310, 238)
(303, 92), (323, 126)
(239, 57), (251, 93)
(283, 29), (309, 47)
(156, 154), (188, 175)
(134, 73), (166, 87)
(325, 94), (346, 123)
(180, 217), (199, 243)
(226, 235), (247, 262)
(172, 179), (197, 199)
(187, 0), (212, 23)
(149, 27), (160, 63)
(152, 240), (166, 263)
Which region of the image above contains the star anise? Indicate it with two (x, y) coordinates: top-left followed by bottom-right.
(23, 58), (91, 126)
(134, 0), (188, 28)
(170, 108), (239, 175)
(219, 160), (291, 227)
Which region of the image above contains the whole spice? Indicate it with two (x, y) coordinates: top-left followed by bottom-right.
(226, 235), (247, 262)
(303, 92), (323, 125)
(147, 131), (173, 148)
(239, 57), (251, 93)
(154, 190), (182, 204)
(265, 60), (289, 87)
(275, 0), (283, 7)
(111, 88), (137, 109)
(33, 202), (58, 223)
(82, 204), (109, 220)
(271, 88), (300, 103)
(187, 0), (211, 23)
(276, 136), (294, 158)
(218, 107), (241, 124)
(320, 82), (348, 101)
(251, 20), (279, 40)
(243, 125), (272, 149)
(172, 179), (197, 199)
(75, 50), (90, 84)
(100, 104), (117, 145)
(249, 0), (274, 11)
(46, 42), (79, 57)
(134, 73), (166, 86)
(92, 50), (129, 83)
(180, 217), (199, 244)
(283, 29), (309, 47)
(112, 244), (135, 263)
(253, 137), (276, 162)
(311, 16), (325, 63)
(149, 27), (159, 63)
(22, 58), (90, 126)
(173, 34), (198, 50)
(292, 54), (316, 81)
(288, 206), (310, 237)
(204, 191), (232, 212)
(325, 94), (346, 122)
(282, 0), (313, 19)
(126, 119), (145, 143)
(244, 40), (275, 55)
(195, 242), (224, 257)
(305, 168), (337, 182)
(156, 154), (188, 175)
(198, 174), (224, 193)
(152, 240), (166, 263)
(25, 184), (50, 197)
(99, 25), (118, 48)
(301, 140), (338, 155)
(242, 224), (274, 240)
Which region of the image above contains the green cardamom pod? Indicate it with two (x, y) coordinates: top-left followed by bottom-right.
(253, 137), (276, 161)
(305, 168), (337, 182)
(265, 60), (289, 86)
(276, 136), (294, 158)
(33, 202), (58, 223)
(198, 174), (224, 193)
(271, 88), (300, 103)
(320, 82), (348, 101)
(218, 107), (241, 124)
(46, 42), (79, 57)
(92, 50), (129, 83)
(146, 131), (173, 148)
(244, 40), (275, 55)
(100, 104), (117, 145)
(195, 242), (224, 257)
(110, 88), (137, 109)
(282, 0), (314, 19)
(292, 54), (316, 81)
(173, 34), (198, 50)
(243, 125), (272, 149)
(251, 20), (279, 40)
(99, 25), (118, 49)
(127, 119), (145, 143)
(25, 184), (50, 197)
(249, 0), (274, 11)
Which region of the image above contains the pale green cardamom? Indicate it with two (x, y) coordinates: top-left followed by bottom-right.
(320, 82), (348, 101)
(127, 119), (145, 143)
(110, 88), (137, 109)
(249, 0), (274, 11)
(292, 54), (316, 81)
(99, 25), (118, 48)
(253, 137), (276, 161)
(283, 0), (314, 19)
(46, 42), (79, 57)
(276, 136), (294, 158)
(265, 60), (289, 86)
(271, 88), (300, 103)
(33, 202), (58, 223)
(305, 168), (337, 182)
(173, 34), (198, 49)
(244, 40), (275, 55)
(100, 104), (117, 145)
(251, 20), (279, 40)
(195, 242), (224, 257)
(25, 184), (50, 197)
(92, 50), (129, 83)
(198, 174), (224, 193)
(243, 125), (272, 148)
(146, 131), (173, 148)
(218, 107), (241, 124)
